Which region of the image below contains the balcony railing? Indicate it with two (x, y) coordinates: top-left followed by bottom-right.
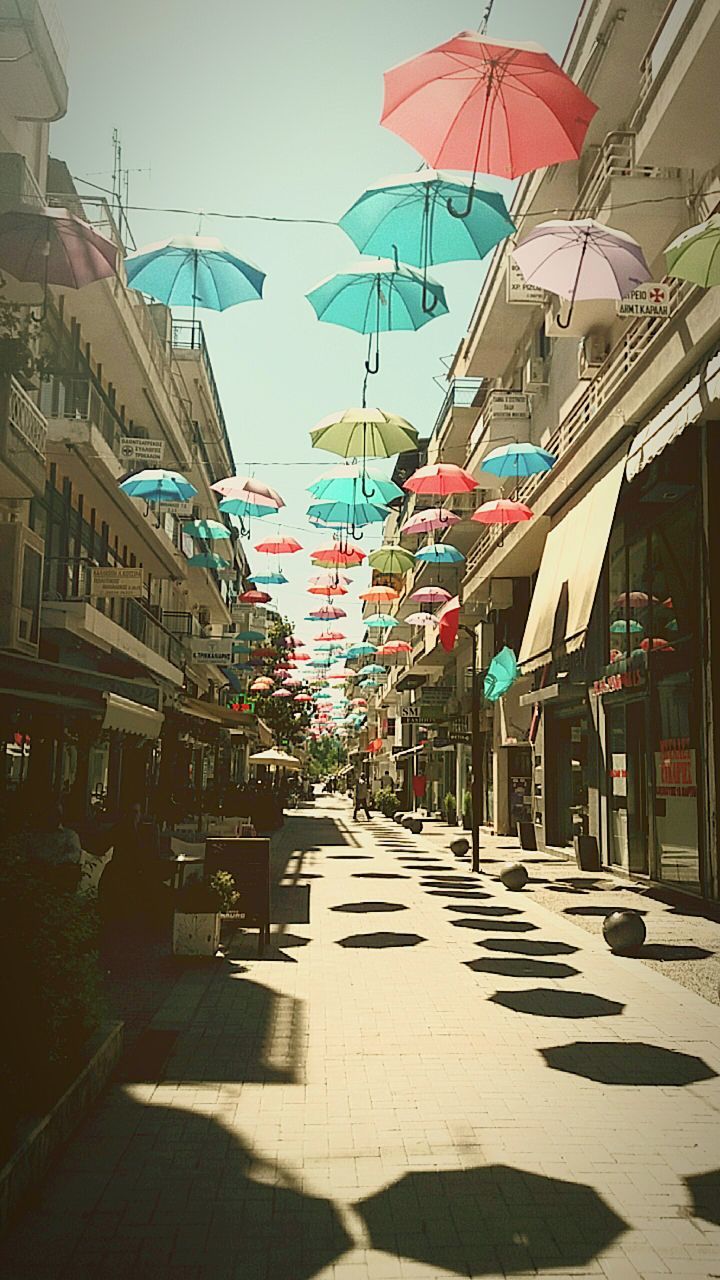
(5, 375), (47, 457)
(464, 273), (698, 579)
(171, 320), (232, 458)
(40, 372), (133, 453)
(637, 0), (698, 105)
(574, 131), (680, 216)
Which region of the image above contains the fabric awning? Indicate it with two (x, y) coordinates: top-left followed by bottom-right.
(518, 454), (627, 674)
(626, 344), (720, 480)
(103, 693), (164, 739)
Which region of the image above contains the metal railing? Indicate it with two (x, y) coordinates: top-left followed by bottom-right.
(464, 274), (698, 580)
(574, 131), (681, 216)
(637, 0), (698, 107)
(171, 320), (233, 458)
(39, 372), (133, 452)
(5, 375), (47, 457)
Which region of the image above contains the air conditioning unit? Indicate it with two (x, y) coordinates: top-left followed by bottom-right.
(197, 606), (211, 627)
(524, 356), (548, 392)
(0, 522), (44, 657)
(578, 334), (608, 378)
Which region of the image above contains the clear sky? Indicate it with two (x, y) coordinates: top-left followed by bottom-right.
(52, 0), (581, 641)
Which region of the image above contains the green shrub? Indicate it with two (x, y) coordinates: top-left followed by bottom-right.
(209, 870), (240, 913)
(375, 787), (398, 817)
(443, 792), (457, 825)
(0, 839), (105, 1153)
(463, 789), (473, 823)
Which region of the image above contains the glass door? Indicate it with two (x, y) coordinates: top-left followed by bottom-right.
(607, 700), (649, 874)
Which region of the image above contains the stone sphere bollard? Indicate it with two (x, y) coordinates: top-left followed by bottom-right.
(393, 812), (405, 824)
(602, 910), (646, 954)
(450, 837), (470, 857)
(409, 818), (423, 834)
(500, 862), (529, 891)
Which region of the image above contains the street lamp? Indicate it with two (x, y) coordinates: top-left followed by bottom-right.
(459, 622), (484, 874)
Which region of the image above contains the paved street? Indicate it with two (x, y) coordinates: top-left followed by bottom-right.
(3, 799), (720, 1280)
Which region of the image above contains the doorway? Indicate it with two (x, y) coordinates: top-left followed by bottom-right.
(606, 699), (649, 874)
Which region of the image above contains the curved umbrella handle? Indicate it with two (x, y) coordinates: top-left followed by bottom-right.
(364, 348), (380, 376)
(555, 304), (575, 330)
(447, 186), (475, 221)
(421, 280), (440, 315)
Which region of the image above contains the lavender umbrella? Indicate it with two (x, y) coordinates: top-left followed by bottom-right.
(400, 507), (461, 537)
(513, 218), (651, 329)
(0, 206), (118, 318)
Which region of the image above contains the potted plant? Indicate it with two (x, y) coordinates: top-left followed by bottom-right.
(462, 789), (473, 831)
(443, 792), (457, 827)
(172, 878), (223, 957)
(0, 281), (51, 386)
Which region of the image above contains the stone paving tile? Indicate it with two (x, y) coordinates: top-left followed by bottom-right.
(2, 800), (720, 1278)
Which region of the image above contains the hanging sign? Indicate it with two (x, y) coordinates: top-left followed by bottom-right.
(618, 283), (670, 318)
(506, 258), (546, 306)
(90, 566), (145, 597)
(118, 437), (165, 466)
(189, 639), (234, 663)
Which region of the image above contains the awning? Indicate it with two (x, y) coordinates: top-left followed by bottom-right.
(178, 695), (256, 731)
(626, 344), (720, 480)
(518, 454), (627, 674)
(103, 693), (164, 739)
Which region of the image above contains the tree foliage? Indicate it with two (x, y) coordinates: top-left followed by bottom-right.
(252, 616), (313, 747)
(307, 735), (347, 780)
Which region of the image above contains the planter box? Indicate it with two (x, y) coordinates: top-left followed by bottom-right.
(517, 820), (538, 852)
(574, 834), (600, 871)
(172, 911), (221, 957)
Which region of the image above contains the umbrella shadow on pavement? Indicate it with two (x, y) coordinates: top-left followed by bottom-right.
(425, 888), (491, 899)
(465, 957), (580, 980)
(685, 1170), (720, 1227)
(336, 932), (426, 949)
(637, 943), (715, 960)
(480, 937), (578, 956)
(564, 904), (648, 917)
(353, 872), (411, 880)
(443, 904), (522, 916)
(354, 1164), (627, 1276)
(451, 917), (538, 933)
(331, 901), (408, 913)
(542, 1041), (718, 1086)
(490, 989), (624, 1018)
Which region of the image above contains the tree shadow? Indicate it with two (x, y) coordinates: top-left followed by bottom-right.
(355, 1164), (626, 1275)
(331, 901), (408, 913)
(353, 872), (411, 880)
(685, 1169), (720, 1227)
(443, 904), (521, 916)
(336, 932), (426, 949)
(451, 918), (538, 933)
(465, 957), (580, 979)
(542, 1041), (718, 1086)
(481, 937), (578, 956)
(490, 989), (624, 1018)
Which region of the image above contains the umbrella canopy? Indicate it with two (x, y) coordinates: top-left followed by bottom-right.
(513, 220), (651, 324)
(240, 589), (272, 604)
(357, 663), (387, 675)
(365, 614), (399, 629)
(182, 518), (229, 540)
(0, 206), (118, 290)
(311, 543), (367, 567)
(308, 605), (346, 620)
(315, 628), (346, 640)
(218, 496), (279, 520)
(211, 475), (284, 506)
(410, 585), (452, 604)
(368, 545), (416, 574)
(405, 611), (439, 627)
(484, 646), (519, 702)
(472, 499), (534, 526)
(120, 469), (197, 503)
(186, 551), (230, 570)
(307, 582), (348, 596)
(339, 169), (514, 266)
(610, 619), (644, 635)
(310, 408), (419, 459)
(665, 214), (720, 287)
(346, 643), (377, 658)
(248, 747), (302, 771)
(414, 544), (465, 564)
(360, 586), (399, 603)
(294, 693), (313, 702)
(400, 507), (461, 536)
(235, 629), (264, 641)
(382, 641), (412, 653)
(404, 462), (477, 495)
(125, 235), (265, 314)
(308, 499), (390, 527)
(482, 442), (557, 478)
(437, 595), (461, 652)
(255, 537), (302, 554)
(306, 258), (447, 332)
(381, 32), (597, 179)
(271, 689), (291, 698)
(249, 572), (288, 585)
(308, 466), (403, 504)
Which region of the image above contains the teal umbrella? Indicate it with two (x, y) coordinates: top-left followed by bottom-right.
(182, 518), (230, 540)
(308, 465), (403, 504)
(186, 551), (230, 570)
(365, 614), (398, 629)
(125, 234), (265, 324)
(346, 643), (377, 658)
(484, 647), (518, 702)
(415, 544), (465, 564)
(357, 663), (387, 675)
(610, 619), (643, 635)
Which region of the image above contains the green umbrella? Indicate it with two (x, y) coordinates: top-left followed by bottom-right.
(483, 647), (518, 702)
(665, 214), (720, 287)
(310, 408), (418, 459)
(368, 544), (416, 574)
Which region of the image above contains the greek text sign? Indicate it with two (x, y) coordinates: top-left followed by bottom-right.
(189, 639), (234, 663)
(506, 258), (545, 306)
(618, 283), (670, 318)
(118, 437), (165, 466)
(91, 566), (145, 597)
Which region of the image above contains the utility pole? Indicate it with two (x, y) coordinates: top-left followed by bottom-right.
(460, 622), (484, 873)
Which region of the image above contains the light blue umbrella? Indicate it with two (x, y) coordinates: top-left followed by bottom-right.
(249, 572), (288, 585)
(415, 544), (465, 564)
(357, 663), (387, 675)
(125, 235), (265, 323)
(359, 678), (382, 688)
(308, 499), (390, 527)
(365, 614), (398, 629)
(182, 518), (229, 540)
(186, 551), (230, 570)
(484, 647), (518, 702)
(235, 629), (264, 641)
(610, 619), (644, 635)
(219, 496), (278, 520)
(308, 466), (403, 505)
(120, 469), (197, 503)
(482, 442), (557, 479)
(346, 643), (377, 658)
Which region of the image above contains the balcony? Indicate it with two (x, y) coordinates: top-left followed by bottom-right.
(428, 377), (484, 463)
(0, 152), (45, 218)
(40, 371), (136, 456)
(575, 131), (684, 263)
(0, 0), (68, 121)
(0, 373), (47, 496)
(171, 320), (234, 482)
(633, 0), (720, 169)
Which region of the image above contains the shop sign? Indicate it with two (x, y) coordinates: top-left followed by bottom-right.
(617, 283), (670, 318)
(655, 737), (697, 798)
(484, 390), (530, 421)
(90, 566), (145, 597)
(506, 258), (546, 306)
(117, 436), (165, 466)
(400, 707), (420, 721)
(590, 668), (645, 697)
(162, 501), (193, 518)
(189, 639), (234, 663)
(448, 731), (472, 745)
(419, 685), (453, 707)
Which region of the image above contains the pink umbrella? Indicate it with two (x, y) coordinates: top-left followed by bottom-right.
(0, 207), (118, 295)
(405, 611), (439, 626)
(294, 693), (313, 702)
(410, 586), (452, 604)
(315, 630), (346, 641)
(472, 499), (533, 525)
(404, 463), (477, 495)
(272, 689), (291, 698)
(211, 475), (284, 506)
(309, 573), (352, 587)
(381, 32), (597, 185)
(400, 507), (461, 536)
(309, 606), (347, 620)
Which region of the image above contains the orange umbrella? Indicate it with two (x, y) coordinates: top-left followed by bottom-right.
(472, 499), (533, 526)
(360, 586), (400, 603)
(311, 544), (366, 567)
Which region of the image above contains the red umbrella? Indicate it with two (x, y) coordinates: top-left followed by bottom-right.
(307, 583), (348, 596)
(472, 499), (533, 525)
(0, 206), (118, 291)
(437, 595), (461, 652)
(309, 606), (346, 620)
(294, 652), (311, 661)
(294, 693), (313, 702)
(404, 463), (477, 495)
(640, 637), (674, 653)
(255, 537), (302, 554)
(382, 641), (412, 654)
(381, 31), (597, 186)
(311, 544), (366, 567)
(315, 630), (346, 641)
(240, 589), (272, 604)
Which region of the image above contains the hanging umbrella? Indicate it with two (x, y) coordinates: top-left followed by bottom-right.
(410, 585), (451, 604)
(249, 572), (288, 585)
(360, 586), (400, 604)
(357, 664), (387, 676)
(640, 637), (674, 653)
(308, 466), (404, 504)
(120, 469), (197, 503)
(255, 537), (302, 554)
(186, 551), (230, 570)
(414, 543), (465, 564)
(310, 408), (419, 459)
(240, 589), (272, 604)
(610, 619), (644, 635)
(311, 543), (367, 567)
(125, 234), (265, 323)
(315, 629), (346, 640)
(472, 499), (534, 526)
(382, 641), (412, 654)
(308, 605), (346, 620)
(307, 582), (348, 597)
(308, 499), (390, 527)
(400, 507), (461, 536)
(484, 647), (518, 702)
(0, 206), (118, 315)
(211, 476), (284, 506)
(235, 629), (264, 642)
(368, 545), (416, 574)
(404, 462), (477, 495)
(381, 31), (597, 209)
(294, 693), (313, 702)
(271, 689), (291, 698)
(437, 595), (461, 652)
(404, 612), (439, 628)
(182, 518), (230, 540)
(346, 643), (378, 658)
(665, 214), (720, 287)
(482, 442), (557, 478)
(365, 614), (399, 629)
(513, 219), (651, 328)
(218, 496), (279, 521)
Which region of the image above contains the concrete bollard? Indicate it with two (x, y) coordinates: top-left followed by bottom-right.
(602, 910), (646, 954)
(500, 862), (529, 890)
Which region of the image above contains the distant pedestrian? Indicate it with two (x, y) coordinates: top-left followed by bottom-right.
(29, 801), (85, 893)
(353, 774), (371, 822)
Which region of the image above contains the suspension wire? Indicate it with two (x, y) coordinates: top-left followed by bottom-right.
(479, 0), (496, 34)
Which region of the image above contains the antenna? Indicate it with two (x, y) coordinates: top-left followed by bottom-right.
(109, 128), (149, 252)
